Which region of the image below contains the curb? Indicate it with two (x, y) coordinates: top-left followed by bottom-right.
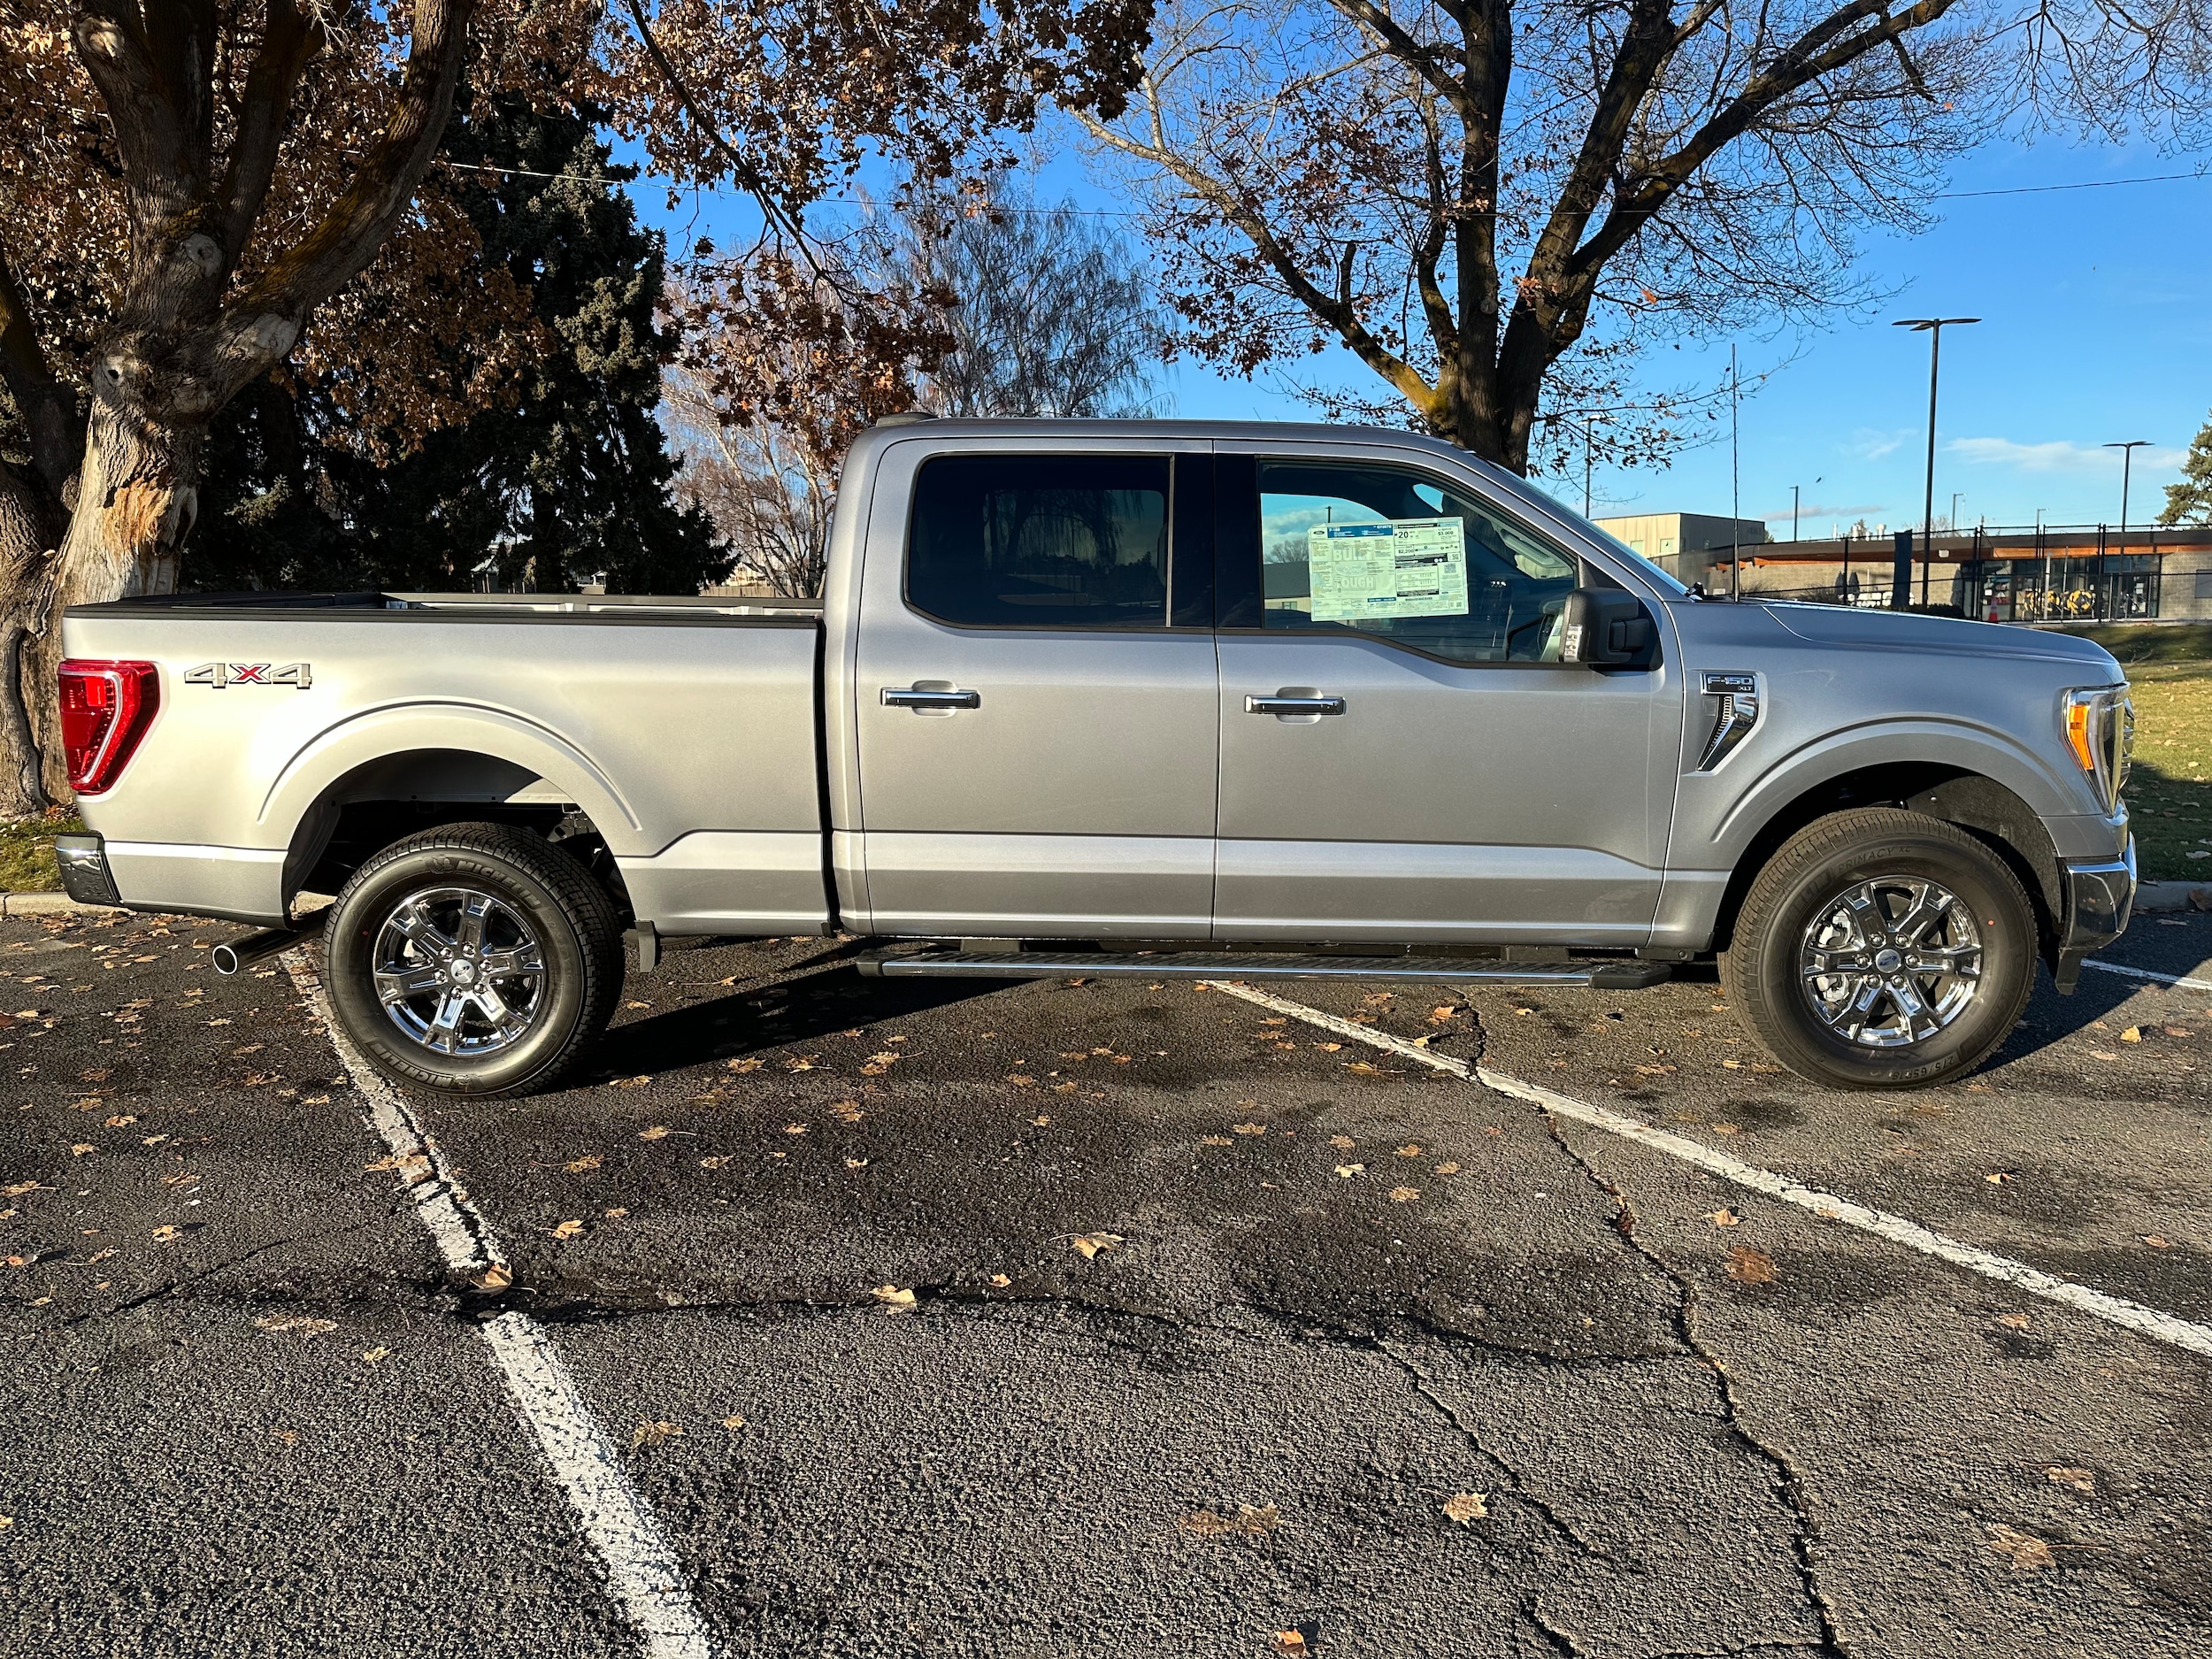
(2138, 880), (2208, 913)
(0, 890), (120, 917)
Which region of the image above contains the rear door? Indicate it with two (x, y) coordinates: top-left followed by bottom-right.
(1210, 448), (1682, 945)
(852, 440), (1219, 937)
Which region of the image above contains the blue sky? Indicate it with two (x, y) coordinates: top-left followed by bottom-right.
(635, 121), (2212, 535)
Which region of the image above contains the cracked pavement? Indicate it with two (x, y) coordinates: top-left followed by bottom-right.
(2, 907), (2208, 1656)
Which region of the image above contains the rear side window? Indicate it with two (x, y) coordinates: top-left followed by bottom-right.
(907, 455), (1171, 628)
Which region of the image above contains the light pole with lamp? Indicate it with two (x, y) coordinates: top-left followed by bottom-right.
(1893, 316), (1979, 609)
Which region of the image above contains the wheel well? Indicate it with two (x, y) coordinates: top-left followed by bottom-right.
(1708, 763), (2061, 960)
(285, 749), (633, 923)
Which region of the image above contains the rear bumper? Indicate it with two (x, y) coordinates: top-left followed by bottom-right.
(2051, 839), (2136, 993)
(53, 833), (120, 906)
(51, 832), (281, 925)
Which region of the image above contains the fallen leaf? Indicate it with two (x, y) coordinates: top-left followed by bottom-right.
(1441, 1491), (1489, 1524)
(476, 1263), (513, 1289)
(699, 1156), (733, 1169)
(1389, 1187), (1420, 1203)
(362, 1348), (390, 1363)
(1233, 1122), (1266, 1135)
(1708, 1208), (1740, 1227)
(1998, 1311), (2032, 1329)
(1032, 1114), (1051, 1125)
(1432, 1162), (1460, 1176)
(722, 1415), (746, 1431)
(565, 1155), (603, 1173)
(1328, 1135), (1355, 1149)
(631, 1420), (682, 1448)
(1721, 1059), (1742, 1070)
(603, 1207), (628, 1220)
(1317, 1041), (1341, 1051)
(551, 1219), (586, 1240)
(1395, 1144), (1422, 1157)
(843, 1157), (868, 1169)
(2120, 1027), (2142, 1044)
(1335, 1164), (1364, 1178)
(1724, 1246), (1778, 1285)
(610, 1075), (652, 1089)
(1008, 1074), (1037, 1087)
(783, 1056), (818, 1072)
(150, 1225), (179, 1240)
(783, 1123), (808, 1135)
(1179, 1503), (1280, 1536)
(1271, 1632), (1309, 1655)
(1430, 1006), (1456, 1023)
(271, 1429), (299, 1448)
(2145, 1234), (2173, 1249)
(104, 1115), (136, 1127)
(860, 1052), (901, 1076)
(988, 1273), (1011, 1287)
(2046, 1466), (2095, 1494)
(871, 1284), (916, 1309)
(831, 1101), (865, 1123)
(1071, 1233), (1123, 1259)
(726, 1058), (764, 1073)
(69, 1143), (94, 1156)
(1985, 1171), (2013, 1185)
(1709, 1123), (1740, 1136)
(2087, 1050), (2118, 1063)
(637, 1125), (671, 1141)
(1985, 1525), (2055, 1571)
(1346, 1061), (1400, 1076)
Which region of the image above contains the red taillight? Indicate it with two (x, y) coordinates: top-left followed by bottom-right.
(58, 660), (159, 795)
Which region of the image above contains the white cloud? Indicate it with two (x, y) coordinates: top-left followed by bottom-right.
(1947, 436), (2187, 474)
(1760, 501), (1886, 522)
(1847, 427), (1911, 461)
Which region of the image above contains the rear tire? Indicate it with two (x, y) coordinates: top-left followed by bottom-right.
(1720, 808), (2036, 1090)
(325, 822), (625, 1099)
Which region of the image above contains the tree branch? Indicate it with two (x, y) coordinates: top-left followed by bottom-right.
(1325, 0), (1472, 111)
(237, 0), (476, 325)
(217, 0), (323, 265)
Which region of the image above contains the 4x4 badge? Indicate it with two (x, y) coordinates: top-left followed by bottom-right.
(184, 662), (312, 690)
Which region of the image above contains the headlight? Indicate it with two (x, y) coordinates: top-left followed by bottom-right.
(2062, 686), (2133, 811)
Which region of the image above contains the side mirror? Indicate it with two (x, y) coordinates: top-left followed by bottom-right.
(1561, 588), (1655, 666)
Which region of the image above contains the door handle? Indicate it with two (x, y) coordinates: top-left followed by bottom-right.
(1245, 694), (1346, 716)
(882, 686), (981, 710)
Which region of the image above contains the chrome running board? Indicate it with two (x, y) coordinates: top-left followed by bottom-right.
(856, 950), (1671, 989)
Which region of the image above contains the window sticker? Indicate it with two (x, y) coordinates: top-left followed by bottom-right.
(1307, 518), (1469, 621)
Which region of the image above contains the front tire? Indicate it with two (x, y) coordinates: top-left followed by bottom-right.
(325, 822), (625, 1099)
(1720, 809), (2037, 1090)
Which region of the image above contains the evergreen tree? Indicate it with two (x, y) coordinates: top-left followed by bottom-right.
(197, 95), (727, 595)
(2158, 409), (2212, 526)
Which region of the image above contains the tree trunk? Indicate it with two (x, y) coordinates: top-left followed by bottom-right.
(0, 387), (205, 807)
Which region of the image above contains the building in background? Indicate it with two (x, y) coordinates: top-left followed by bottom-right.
(1594, 512), (1768, 588)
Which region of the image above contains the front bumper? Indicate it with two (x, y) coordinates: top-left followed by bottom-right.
(53, 833), (121, 906)
(2050, 838), (2136, 994)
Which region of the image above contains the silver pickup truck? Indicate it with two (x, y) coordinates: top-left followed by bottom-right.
(53, 419), (2135, 1097)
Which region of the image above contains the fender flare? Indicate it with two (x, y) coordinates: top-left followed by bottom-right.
(258, 702), (645, 856)
(1700, 717), (2078, 869)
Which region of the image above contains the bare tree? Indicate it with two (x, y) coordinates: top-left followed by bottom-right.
(896, 183), (1166, 418)
(1072, 0), (2206, 476)
(664, 358), (839, 598)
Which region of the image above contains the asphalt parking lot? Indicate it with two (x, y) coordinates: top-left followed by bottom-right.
(3, 907), (2208, 1658)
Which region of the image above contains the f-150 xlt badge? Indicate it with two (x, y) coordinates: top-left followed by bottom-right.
(184, 662), (312, 690)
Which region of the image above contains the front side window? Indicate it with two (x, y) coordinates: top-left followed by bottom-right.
(908, 454), (1170, 628)
(1253, 461), (1580, 663)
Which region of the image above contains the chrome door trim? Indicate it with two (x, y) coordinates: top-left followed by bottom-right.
(1245, 694), (1346, 716)
(881, 687), (982, 710)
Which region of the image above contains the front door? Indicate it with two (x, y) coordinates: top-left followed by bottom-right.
(1211, 451), (1682, 945)
(854, 446), (1219, 938)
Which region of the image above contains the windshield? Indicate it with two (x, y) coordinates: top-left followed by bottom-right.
(1479, 468), (1693, 598)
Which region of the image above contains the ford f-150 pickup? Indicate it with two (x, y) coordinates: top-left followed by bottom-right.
(51, 418), (2135, 1097)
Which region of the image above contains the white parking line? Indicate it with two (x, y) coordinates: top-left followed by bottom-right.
(2085, 958), (2212, 993)
(1206, 979), (2212, 1363)
(285, 952), (722, 1658)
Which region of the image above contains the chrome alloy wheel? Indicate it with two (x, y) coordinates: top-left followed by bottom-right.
(1799, 875), (1985, 1048)
(371, 887), (546, 1056)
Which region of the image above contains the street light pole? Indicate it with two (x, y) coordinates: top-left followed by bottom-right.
(2105, 439), (2149, 620)
(1893, 316), (1979, 609)
(1792, 484), (1800, 542)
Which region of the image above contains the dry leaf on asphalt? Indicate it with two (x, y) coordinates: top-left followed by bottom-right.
(1708, 1209), (1740, 1227)
(609, 1076), (652, 1089)
(1346, 1061), (1400, 1076)
(362, 1348), (390, 1363)
(476, 1264), (513, 1289)
(565, 1155), (603, 1173)
(988, 1273), (1011, 1287)
(2120, 1027), (2142, 1043)
(551, 1220), (586, 1240)
(723, 1415), (746, 1431)
(871, 1285), (917, 1309)
(831, 1101), (865, 1123)
(631, 1420), (682, 1448)
(1335, 1164), (1364, 1177)
(783, 1123), (808, 1136)
(1271, 1632), (1309, 1655)
(1317, 1041), (1342, 1052)
(1395, 1144), (1421, 1157)
(150, 1225), (179, 1240)
(860, 1053), (901, 1076)
(637, 1125), (672, 1141)
(1999, 1312), (2032, 1329)
(1389, 1187), (1420, 1203)
(2145, 1235), (2174, 1248)
(698, 1156), (733, 1170)
(2047, 1466), (2095, 1493)
(1441, 1492), (1489, 1524)
(1179, 1503), (1281, 1536)
(1985, 1171), (2014, 1185)
(1071, 1233), (1123, 1260)
(726, 1058), (764, 1073)
(1724, 1247), (1778, 1285)
(1985, 1525), (2055, 1571)
(1233, 1122), (1266, 1135)
(1329, 1135), (1355, 1149)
